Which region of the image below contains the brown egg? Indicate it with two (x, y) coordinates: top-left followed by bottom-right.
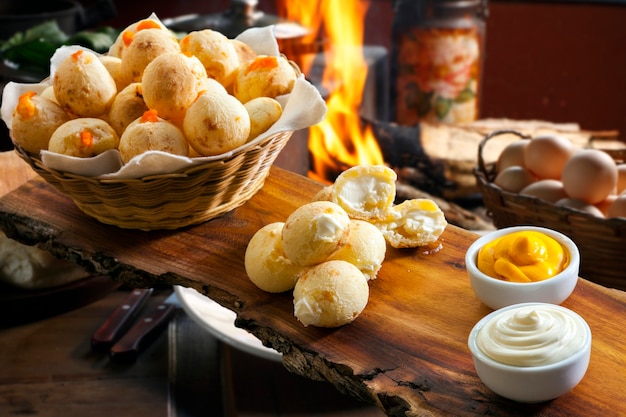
(496, 140), (529, 173)
(617, 163), (626, 194)
(596, 194), (618, 217)
(607, 193), (626, 218)
(561, 149), (617, 204)
(523, 135), (575, 179)
(494, 166), (536, 193)
(556, 197), (604, 217)
(519, 179), (568, 203)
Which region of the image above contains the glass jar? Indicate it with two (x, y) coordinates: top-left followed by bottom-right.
(390, 0), (488, 125)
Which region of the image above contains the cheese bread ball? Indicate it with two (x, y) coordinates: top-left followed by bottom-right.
(53, 49), (117, 118)
(281, 201), (351, 267)
(244, 222), (305, 293)
(180, 29), (239, 88)
(40, 85), (58, 103)
(109, 18), (169, 59)
(48, 118), (119, 157)
(331, 165), (397, 220)
(230, 39), (257, 66)
(244, 96), (282, 141)
(108, 83), (149, 136)
(118, 110), (189, 163)
(99, 55), (127, 92)
(293, 260), (369, 328)
(120, 28), (181, 84)
(373, 198), (447, 248)
(183, 86), (250, 156)
(328, 220), (386, 280)
(142, 52), (207, 123)
(233, 55), (297, 103)
(10, 91), (70, 154)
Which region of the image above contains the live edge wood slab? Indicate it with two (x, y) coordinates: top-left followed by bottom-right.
(1, 163), (625, 417)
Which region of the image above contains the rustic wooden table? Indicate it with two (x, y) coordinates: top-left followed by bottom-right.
(1, 151), (626, 416)
(0, 287), (385, 417)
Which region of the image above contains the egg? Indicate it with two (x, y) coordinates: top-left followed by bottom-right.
(561, 149), (617, 204)
(523, 135), (575, 179)
(595, 194), (618, 217)
(607, 194), (626, 218)
(493, 166), (536, 193)
(496, 140), (529, 173)
(556, 197), (604, 217)
(519, 179), (568, 203)
(617, 163), (626, 194)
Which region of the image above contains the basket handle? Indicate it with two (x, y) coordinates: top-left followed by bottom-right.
(477, 129), (532, 178)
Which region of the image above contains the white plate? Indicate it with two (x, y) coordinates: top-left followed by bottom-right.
(174, 285), (282, 362)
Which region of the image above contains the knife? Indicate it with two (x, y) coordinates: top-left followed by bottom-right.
(109, 291), (178, 363)
(91, 288), (153, 351)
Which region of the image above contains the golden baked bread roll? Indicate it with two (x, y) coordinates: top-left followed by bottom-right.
(118, 109), (189, 163)
(109, 18), (169, 59)
(53, 49), (117, 118)
(183, 82), (250, 156)
(293, 260), (369, 328)
(331, 165), (397, 220)
(99, 55), (127, 92)
(108, 83), (149, 136)
(141, 52), (207, 124)
(328, 219), (386, 280)
(230, 39), (257, 66)
(244, 96), (282, 141)
(180, 29), (239, 89)
(281, 201), (351, 267)
(373, 198), (447, 248)
(0, 231), (89, 290)
(244, 222), (305, 293)
(48, 118), (119, 157)
(10, 91), (70, 154)
(120, 28), (180, 84)
(233, 55), (297, 103)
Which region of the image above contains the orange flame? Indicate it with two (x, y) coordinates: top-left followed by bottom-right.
(278, 0), (383, 181)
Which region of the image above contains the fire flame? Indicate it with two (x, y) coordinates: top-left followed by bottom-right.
(277, 0), (384, 182)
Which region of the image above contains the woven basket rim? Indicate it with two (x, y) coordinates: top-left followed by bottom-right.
(475, 129), (626, 228)
(15, 130), (292, 184)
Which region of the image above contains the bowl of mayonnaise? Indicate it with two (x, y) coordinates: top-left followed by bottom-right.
(465, 226), (580, 310)
(468, 302), (592, 403)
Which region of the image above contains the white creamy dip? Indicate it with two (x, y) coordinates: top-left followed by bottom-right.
(476, 304), (588, 367)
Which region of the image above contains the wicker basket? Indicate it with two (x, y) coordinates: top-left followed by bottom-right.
(474, 129), (626, 291)
(15, 130), (293, 231)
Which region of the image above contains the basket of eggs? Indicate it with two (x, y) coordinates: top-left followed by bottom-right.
(2, 15), (326, 231)
(474, 129), (626, 290)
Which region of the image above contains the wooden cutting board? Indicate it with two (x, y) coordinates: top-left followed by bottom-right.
(1, 161), (625, 417)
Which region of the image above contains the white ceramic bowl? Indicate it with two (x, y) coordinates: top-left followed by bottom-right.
(468, 302), (592, 403)
(465, 226), (580, 310)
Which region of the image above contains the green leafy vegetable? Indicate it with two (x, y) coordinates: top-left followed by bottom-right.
(0, 21), (118, 77)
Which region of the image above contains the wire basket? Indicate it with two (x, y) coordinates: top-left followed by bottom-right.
(15, 130), (293, 231)
(474, 129), (626, 291)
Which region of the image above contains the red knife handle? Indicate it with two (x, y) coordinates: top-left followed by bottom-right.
(91, 288), (153, 350)
(109, 302), (176, 363)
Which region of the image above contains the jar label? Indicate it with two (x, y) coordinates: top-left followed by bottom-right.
(395, 27), (481, 125)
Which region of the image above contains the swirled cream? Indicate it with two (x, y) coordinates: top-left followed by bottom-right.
(477, 304), (588, 367)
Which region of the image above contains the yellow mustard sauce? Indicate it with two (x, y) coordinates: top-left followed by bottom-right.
(477, 231), (569, 282)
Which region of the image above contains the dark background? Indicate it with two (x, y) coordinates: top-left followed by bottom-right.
(2, 0), (625, 151)
(93, 0), (626, 138)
